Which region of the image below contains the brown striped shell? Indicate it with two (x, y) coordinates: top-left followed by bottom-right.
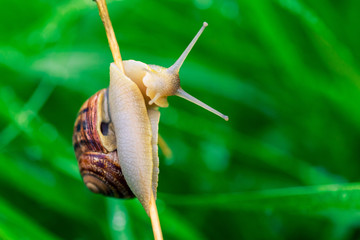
(72, 88), (134, 198)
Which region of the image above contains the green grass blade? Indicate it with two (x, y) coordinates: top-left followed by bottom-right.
(0, 197), (60, 240)
(161, 183), (360, 213)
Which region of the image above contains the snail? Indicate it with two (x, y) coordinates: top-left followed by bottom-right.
(72, 0), (228, 238)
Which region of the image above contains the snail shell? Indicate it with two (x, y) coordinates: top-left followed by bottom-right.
(73, 88), (134, 198)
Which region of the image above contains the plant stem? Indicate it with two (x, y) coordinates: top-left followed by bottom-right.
(94, 0), (124, 73)
(150, 191), (163, 240)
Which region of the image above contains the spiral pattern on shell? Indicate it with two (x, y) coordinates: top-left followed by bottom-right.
(72, 89), (134, 198)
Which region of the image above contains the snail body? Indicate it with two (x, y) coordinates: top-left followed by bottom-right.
(73, 22), (228, 215)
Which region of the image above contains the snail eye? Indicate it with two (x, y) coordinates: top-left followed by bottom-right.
(100, 122), (110, 136)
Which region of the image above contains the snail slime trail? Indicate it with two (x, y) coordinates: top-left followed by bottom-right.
(73, 0), (228, 239)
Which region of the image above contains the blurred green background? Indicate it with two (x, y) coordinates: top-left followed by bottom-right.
(1, 0), (360, 239)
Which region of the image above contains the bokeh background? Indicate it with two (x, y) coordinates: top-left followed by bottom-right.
(1, 0), (360, 239)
